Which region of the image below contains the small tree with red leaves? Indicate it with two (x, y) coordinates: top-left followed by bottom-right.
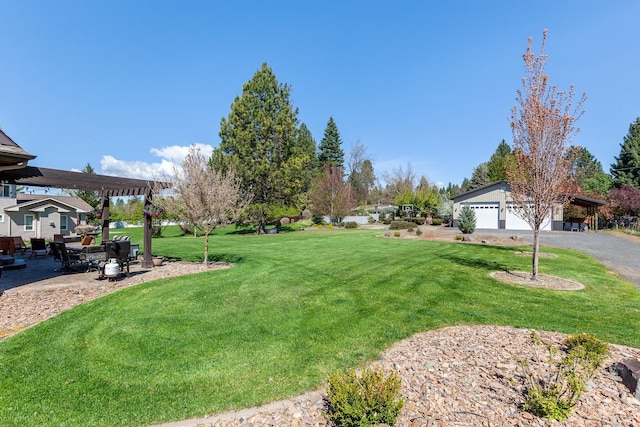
(508, 30), (587, 280)
(309, 165), (354, 223)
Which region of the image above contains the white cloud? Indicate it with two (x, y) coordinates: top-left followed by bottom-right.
(100, 144), (214, 180)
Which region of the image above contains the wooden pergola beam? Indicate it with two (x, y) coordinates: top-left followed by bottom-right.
(0, 165), (170, 267)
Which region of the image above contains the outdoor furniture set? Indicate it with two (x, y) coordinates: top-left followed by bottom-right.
(49, 239), (134, 280)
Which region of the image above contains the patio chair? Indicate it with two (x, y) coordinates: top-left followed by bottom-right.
(12, 237), (28, 254)
(53, 234), (65, 243)
(48, 241), (61, 262)
(56, 242), (82, 272)
(29, 238), (48, 259)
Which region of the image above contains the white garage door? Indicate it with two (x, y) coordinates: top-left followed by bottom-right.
(506, 205), (552, 230)
(469, 203), (499, 229)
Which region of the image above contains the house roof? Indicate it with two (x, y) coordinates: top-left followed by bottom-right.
(451, 180), (508, 201)
(452, 180), (606, 208)
(0, 128), (37, 168)
(5, 195), (95, 213)
(21, 194), (94, 210)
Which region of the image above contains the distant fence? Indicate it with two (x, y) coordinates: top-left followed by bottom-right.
(598, 216), (638, 231)
(323, 214), (379, 225)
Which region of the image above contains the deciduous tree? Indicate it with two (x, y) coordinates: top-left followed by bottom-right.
(346, 141), (376, 205)
(308, 165), (353, 223)
(165, 145), (247, 265)
(508, 29), (586, 280)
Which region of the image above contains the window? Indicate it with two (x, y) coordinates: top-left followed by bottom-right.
(0, 184), (11, 197)
(0, 213), (4, 223)
(60, 214), (68, 231)
(25, 214), (34, 231)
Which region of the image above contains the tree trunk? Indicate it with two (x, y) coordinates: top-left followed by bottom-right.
(203, 232), (209, 266)
(531, 228), (540, 280)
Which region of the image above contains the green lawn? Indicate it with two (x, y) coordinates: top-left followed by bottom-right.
(1, 227), (638, 426)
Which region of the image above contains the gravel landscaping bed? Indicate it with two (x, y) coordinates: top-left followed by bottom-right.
(161, 325), (640, 427)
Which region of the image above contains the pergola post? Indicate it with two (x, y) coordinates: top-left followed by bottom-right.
(100, 194), (110, 242)
(141, 188), (154, 268)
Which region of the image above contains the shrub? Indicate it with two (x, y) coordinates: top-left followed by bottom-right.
(383, 217), (392, 225)
(455, 234), (463, 240)
(312, 215), (326, 225)
(519, 331), (609, 421)
(393, 231), (401, 237)
(416, 229), (423, 236)
(367, 215), (375, 224)
(563, 333), (610, 368)
(412, 217), (425, 225)
(407, 227), (414, 232)
(279, 217), (291, 225)
(389, 221), (416, 230)
(324, 365), (404, 427)
(431, 218), (443, 226)
(345, 221), (359, 229)
(457, 203), (476, 234)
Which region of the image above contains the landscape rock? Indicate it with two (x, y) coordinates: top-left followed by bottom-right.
(615, 359), (640, 399)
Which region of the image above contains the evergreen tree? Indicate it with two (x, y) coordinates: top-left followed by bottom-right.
(569, 146), (611, 196)
(214, 63), (302, 233)
(611, 117), (640, 189)
(73, 163), (101, 209)
(487, 139), (513, 182)
(317, 116), (344, 169)
(457, 203), (476, 234)
(461, 163), (490, 192)
(346, 141), (376, 205)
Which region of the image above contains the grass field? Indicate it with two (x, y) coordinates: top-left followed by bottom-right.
(1, 226), (638, 426)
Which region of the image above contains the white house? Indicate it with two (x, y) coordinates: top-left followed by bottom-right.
(0, 185), (94, 240)
(452, 180), (605, 231)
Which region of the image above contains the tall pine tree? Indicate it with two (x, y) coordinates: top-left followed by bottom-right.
(317, 116), (344, 169)
(214, 63), (303, 233)
(611, 117), (640, 189)
(487, 139), (513, 182)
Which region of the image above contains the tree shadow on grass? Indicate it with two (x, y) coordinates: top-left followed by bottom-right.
(440, 253), (513, 273)
(207, 253), (244, 264)
(161, 253), (244, 264)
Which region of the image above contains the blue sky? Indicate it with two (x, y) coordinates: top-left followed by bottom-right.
(1, 1), (639, 189)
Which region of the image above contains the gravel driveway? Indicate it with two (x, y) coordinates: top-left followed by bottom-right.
(476, 229), (640, 288)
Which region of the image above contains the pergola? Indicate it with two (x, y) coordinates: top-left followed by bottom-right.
(0, 129), (169, 268)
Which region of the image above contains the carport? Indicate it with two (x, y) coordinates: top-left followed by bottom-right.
(0, 129), (169, 268)
(569, 195), (606, 232)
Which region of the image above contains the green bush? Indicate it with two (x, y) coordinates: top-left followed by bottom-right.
(407, 227), (414, 232)
(563, 333), (610, 369)
(389, 221), (416, 230)
(520, 331), (610, 421)
(416, 229), (423, 236)
(325, 365), (404, 427)
(345, 221), (359, 229)
(393, 231), (401, 237)
(431, 218), (443, 226)
(457, 203), (476, 234)
(411, 217), (425, 225)
(312, 215), (326, 225)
